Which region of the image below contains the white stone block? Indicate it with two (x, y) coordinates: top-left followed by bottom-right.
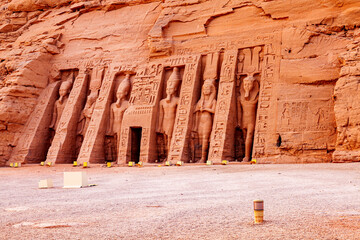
(38, 179), (53, 189)
(63, 172), (88, 188)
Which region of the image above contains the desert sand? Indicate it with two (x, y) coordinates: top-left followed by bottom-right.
(0, 163), (359, 240)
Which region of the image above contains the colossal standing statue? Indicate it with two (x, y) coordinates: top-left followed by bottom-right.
(157, 67), (181, 159)
(76, 90), (99, 155)
(237, 75), (259, 162)
(193, 79), (217, 163)
(49, 79), (73, 132)
(78, 91), (98, 137)
(107, 74), (131, 156)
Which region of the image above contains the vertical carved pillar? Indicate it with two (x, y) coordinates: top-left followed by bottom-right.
(208, 50), (238, 163)
(46, 69), (89, 164)
(77, 66), (117, 164)
(7, 81), (61, 165)
(168, 56), (201, 162)
(252, 43), (277, 160)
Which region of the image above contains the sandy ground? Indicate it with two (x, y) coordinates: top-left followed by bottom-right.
(0, 163), (359, 240)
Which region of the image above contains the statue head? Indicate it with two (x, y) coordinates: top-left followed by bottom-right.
(59, 80), (72, 98)
(116, 74), (131, 101)
(243, 75), (256, 98)
(166, 67), (181, 100)
(202, 79), (216, 96)
(87, 91), (98, 106)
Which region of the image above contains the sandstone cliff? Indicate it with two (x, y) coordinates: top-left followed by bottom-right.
(1, 0), (360, 166)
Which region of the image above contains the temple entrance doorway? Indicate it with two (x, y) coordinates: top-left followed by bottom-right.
(130, 127), (142, 163)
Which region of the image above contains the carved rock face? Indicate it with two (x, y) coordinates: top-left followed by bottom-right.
(2, 0), (360, 166)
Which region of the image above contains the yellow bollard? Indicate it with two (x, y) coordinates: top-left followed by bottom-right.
(73, 161), (78, 167)
(9, 163), (13, 167)
(14, 162), (19, 168)
(106, 162), (112, 168)
(251, 159), (257, 164)
(206, 160), (213, 165)
(128, 161), (134, 167)
(46, 162), (52, 167)
(83, 162), (89, 168)
(221, 160), (228, 165)
(165, 161), (170, 166)
(253, 200), (264, 224)
(40, 162), (45, 166)
(176, 161), (183, 166)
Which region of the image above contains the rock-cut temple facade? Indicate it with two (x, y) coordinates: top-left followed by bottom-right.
(1, 0), (360, 166)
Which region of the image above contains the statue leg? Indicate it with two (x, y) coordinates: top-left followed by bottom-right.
(243, 126), (255, 162)
(167, 134), (172, 159)
(200, 129), (211, 163)
(164, 133), (169, 161)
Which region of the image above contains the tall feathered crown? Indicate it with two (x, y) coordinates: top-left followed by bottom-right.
(168, 67), (181, 88)
(118, 74), (131, 93)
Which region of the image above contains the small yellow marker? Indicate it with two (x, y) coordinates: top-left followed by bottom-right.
(251, 159), (257, 164)
(165, 161), (170, 166)
(14, 162), (19, 168)
(253, 200), (264, 224)
(73, 161), (78, 167)
(40, 162), (45, 166)
(106, 162), (112, 168)
(46, 162), (52, 167)
(221, 160), (228, 165)
(176, 161), (183, 166)
(83, 162), (89, 168)
(10, 163), (14, 167)
(128, 161), (134, 167)
(206, 160), (213, 165)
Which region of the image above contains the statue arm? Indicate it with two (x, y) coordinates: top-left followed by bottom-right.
(237, 96), (242, 128)
(157, 102), (164, 133)
(192, 110), (199, 133)
(77, 111), (85, 135)
(205, 99), (216, 114)
(107, 105), (114, 135)
(49, 102), (57, 129)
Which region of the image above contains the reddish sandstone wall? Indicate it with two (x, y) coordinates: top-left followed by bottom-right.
(1, 0), (360, 165)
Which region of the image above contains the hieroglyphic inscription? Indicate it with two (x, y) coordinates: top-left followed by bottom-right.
(252, 44), (276, 158)
(276, 91), (336, 150)
(7, 81), (61, 164)
(208, 50), (238, 162)
(175, 34), (277, 56)
(168, 56), (201, 162)
(46, 69), (89, 164)
(129, 64), (163, 106)
(118, 63), (163, 164)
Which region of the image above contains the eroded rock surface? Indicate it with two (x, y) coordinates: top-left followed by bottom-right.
(1, 0), (360, 166)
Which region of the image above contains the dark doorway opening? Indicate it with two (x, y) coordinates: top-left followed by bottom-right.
(130, 127), (142, 163)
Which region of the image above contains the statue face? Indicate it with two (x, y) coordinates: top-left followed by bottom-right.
(87, 92), (97, 105)
(202, 83), (212, 95)
(243, 77), (255, 98)
(116, 85), (128, 100)
(59, 83), (71, 97)
(166, 81), (177, 96)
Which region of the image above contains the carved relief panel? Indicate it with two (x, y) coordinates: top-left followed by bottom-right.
(275, 84), (337, 160)
(167, 55), (202, 163)
(77, 64), (136, 165)
(190, 53), (220, 163)
(156, 66), (183, 162)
